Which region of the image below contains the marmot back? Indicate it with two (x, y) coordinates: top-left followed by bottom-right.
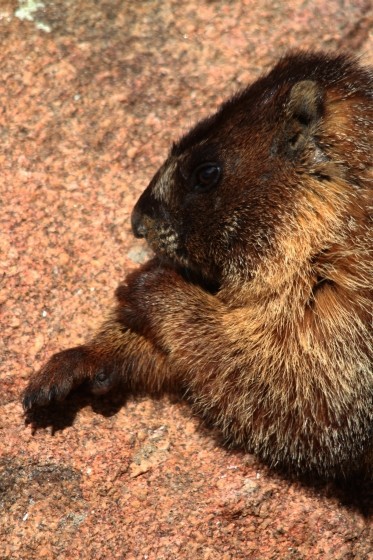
(24, 52), (373, 479)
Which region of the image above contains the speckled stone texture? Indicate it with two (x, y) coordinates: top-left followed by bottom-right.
(1, 1), (372, 558)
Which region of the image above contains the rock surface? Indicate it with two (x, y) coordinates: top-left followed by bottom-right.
(1, 0), (372, 558)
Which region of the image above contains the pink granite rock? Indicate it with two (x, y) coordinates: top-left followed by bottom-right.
(1, 0), (372, 558)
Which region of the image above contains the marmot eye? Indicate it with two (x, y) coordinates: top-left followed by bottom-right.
(96, 371), (108, 383)
(192, 163), (221, 192)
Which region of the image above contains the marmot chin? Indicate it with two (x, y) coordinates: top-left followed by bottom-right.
(23, 51), (372, 479)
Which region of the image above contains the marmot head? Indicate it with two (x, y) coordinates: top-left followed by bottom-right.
(131, 52), (372, 290)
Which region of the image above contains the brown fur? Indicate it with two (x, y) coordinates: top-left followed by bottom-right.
(23, 52), (372, 479)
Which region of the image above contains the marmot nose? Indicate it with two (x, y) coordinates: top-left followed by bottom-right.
(131, 208), (147, 238)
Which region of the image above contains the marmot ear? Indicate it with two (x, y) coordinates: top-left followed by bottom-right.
(284, 80), (324, 153)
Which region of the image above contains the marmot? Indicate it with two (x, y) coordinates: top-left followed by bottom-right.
(23, 51), (372, 479)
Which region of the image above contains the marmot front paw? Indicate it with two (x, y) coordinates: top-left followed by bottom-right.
(22, 345), (104, 410)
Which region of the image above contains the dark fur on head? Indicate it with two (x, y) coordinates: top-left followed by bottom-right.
(132, 52), (372, 289)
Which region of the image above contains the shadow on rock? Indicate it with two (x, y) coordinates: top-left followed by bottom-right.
(24, 387), (373, 518)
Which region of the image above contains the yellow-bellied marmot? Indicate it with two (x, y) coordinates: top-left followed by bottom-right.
(23, 51), (372, 479)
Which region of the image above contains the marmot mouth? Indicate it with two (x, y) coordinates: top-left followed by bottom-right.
(178, 265), (221, 294)
(154, 252), (220, 294)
